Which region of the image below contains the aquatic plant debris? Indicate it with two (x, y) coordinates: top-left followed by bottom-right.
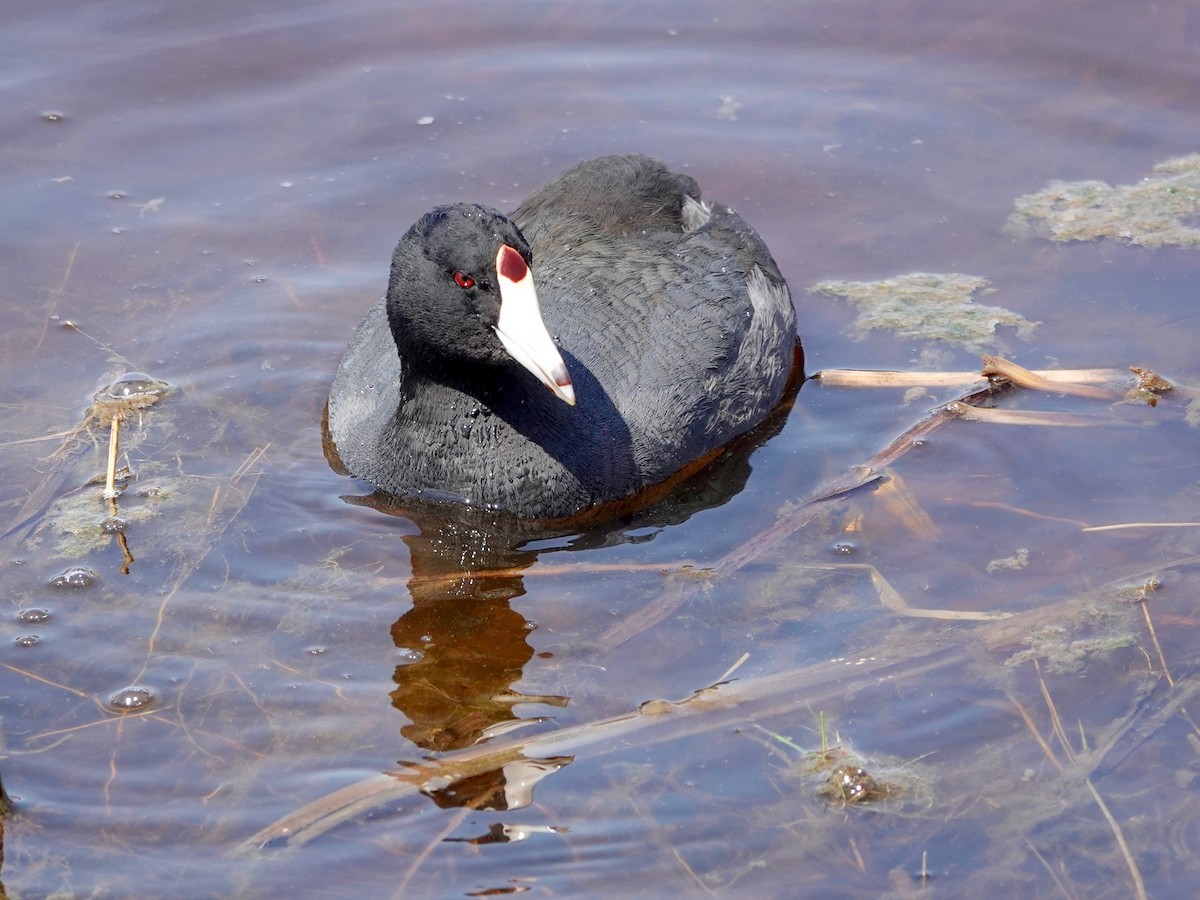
(1006, 154), (1200, 247)
(987, 548), (1030, 573)
(811, 273), (1038, 352)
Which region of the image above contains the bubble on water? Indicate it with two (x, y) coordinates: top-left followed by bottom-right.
(833, 542), (856, 556)
(107, 190), (125, 200)
(49, 566), (98, 589)
(306, 647), (326, 656)
(100, 372), (168, 404)
(107, 686), (157, 712)
(101, 516), (127, 534)
(14, 634), (41, 648)
(416, 115), (435, 126)
(396, 648), (424, 664)
(42, 111), (66, 123)
(18, 608), (51, 625)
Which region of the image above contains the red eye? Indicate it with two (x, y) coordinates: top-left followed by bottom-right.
(453, 271), (475, 289)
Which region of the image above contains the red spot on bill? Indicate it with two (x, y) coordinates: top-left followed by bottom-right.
(497, 244), (528, 282)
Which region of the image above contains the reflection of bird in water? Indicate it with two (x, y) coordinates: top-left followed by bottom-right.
(388, 520), (565, 753)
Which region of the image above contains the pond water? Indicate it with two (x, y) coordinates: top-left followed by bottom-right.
(3, 1), (1199, 896)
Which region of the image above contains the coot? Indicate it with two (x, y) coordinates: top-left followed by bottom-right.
(327, 154), (800, 520)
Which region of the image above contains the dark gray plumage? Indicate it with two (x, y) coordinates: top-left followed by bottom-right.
(327, 154), (800, 520)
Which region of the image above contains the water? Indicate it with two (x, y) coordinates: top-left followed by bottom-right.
(2, 1), (1199, 896)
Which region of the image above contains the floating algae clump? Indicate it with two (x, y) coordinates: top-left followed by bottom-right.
(811, 272), (1038, 352)
(1006, 154), (1200, 248)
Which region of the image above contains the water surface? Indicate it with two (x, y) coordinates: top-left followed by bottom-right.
(2, 1), (1199, 896)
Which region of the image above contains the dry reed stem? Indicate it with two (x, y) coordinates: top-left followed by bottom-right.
(981, 356), (1125, 400)
(812, 366), (1125, 389)
(104, 415), (120, 500)
(1083, 522), (1200, 532)
(717, 651), (751, 683)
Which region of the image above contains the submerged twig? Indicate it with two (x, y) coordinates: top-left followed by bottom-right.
(1024, 839), (1077, 900)
(35, 240), (80, 350)
(1034, 659), (1079, 768)
(393, 808), (471, 900)
(875, 473), (938, 540)
(1007, 692), (1064, 772)
(135, 445), (269, 681)
(1138, 603), (1173, 687)
(1085, 778), (1148, 900)
(806, 563), (1010, 621)
(948, 404), (1117, 427)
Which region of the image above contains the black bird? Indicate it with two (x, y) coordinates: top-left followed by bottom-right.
(327, 154), (800, 520)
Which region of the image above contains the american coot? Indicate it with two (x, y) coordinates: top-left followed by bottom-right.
(327, 154), (801, 520)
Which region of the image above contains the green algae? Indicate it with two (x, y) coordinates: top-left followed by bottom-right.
(37, 480), (168, 558)
(1006, 154), (1200, 248)
(811, 272), (1038, 352)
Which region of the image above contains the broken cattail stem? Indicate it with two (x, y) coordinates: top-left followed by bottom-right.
(104, 414), (121, 502)
(981, 356), (1123, 400)
(813, 364), (1128, 390)
(812, 369), (987, 388)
